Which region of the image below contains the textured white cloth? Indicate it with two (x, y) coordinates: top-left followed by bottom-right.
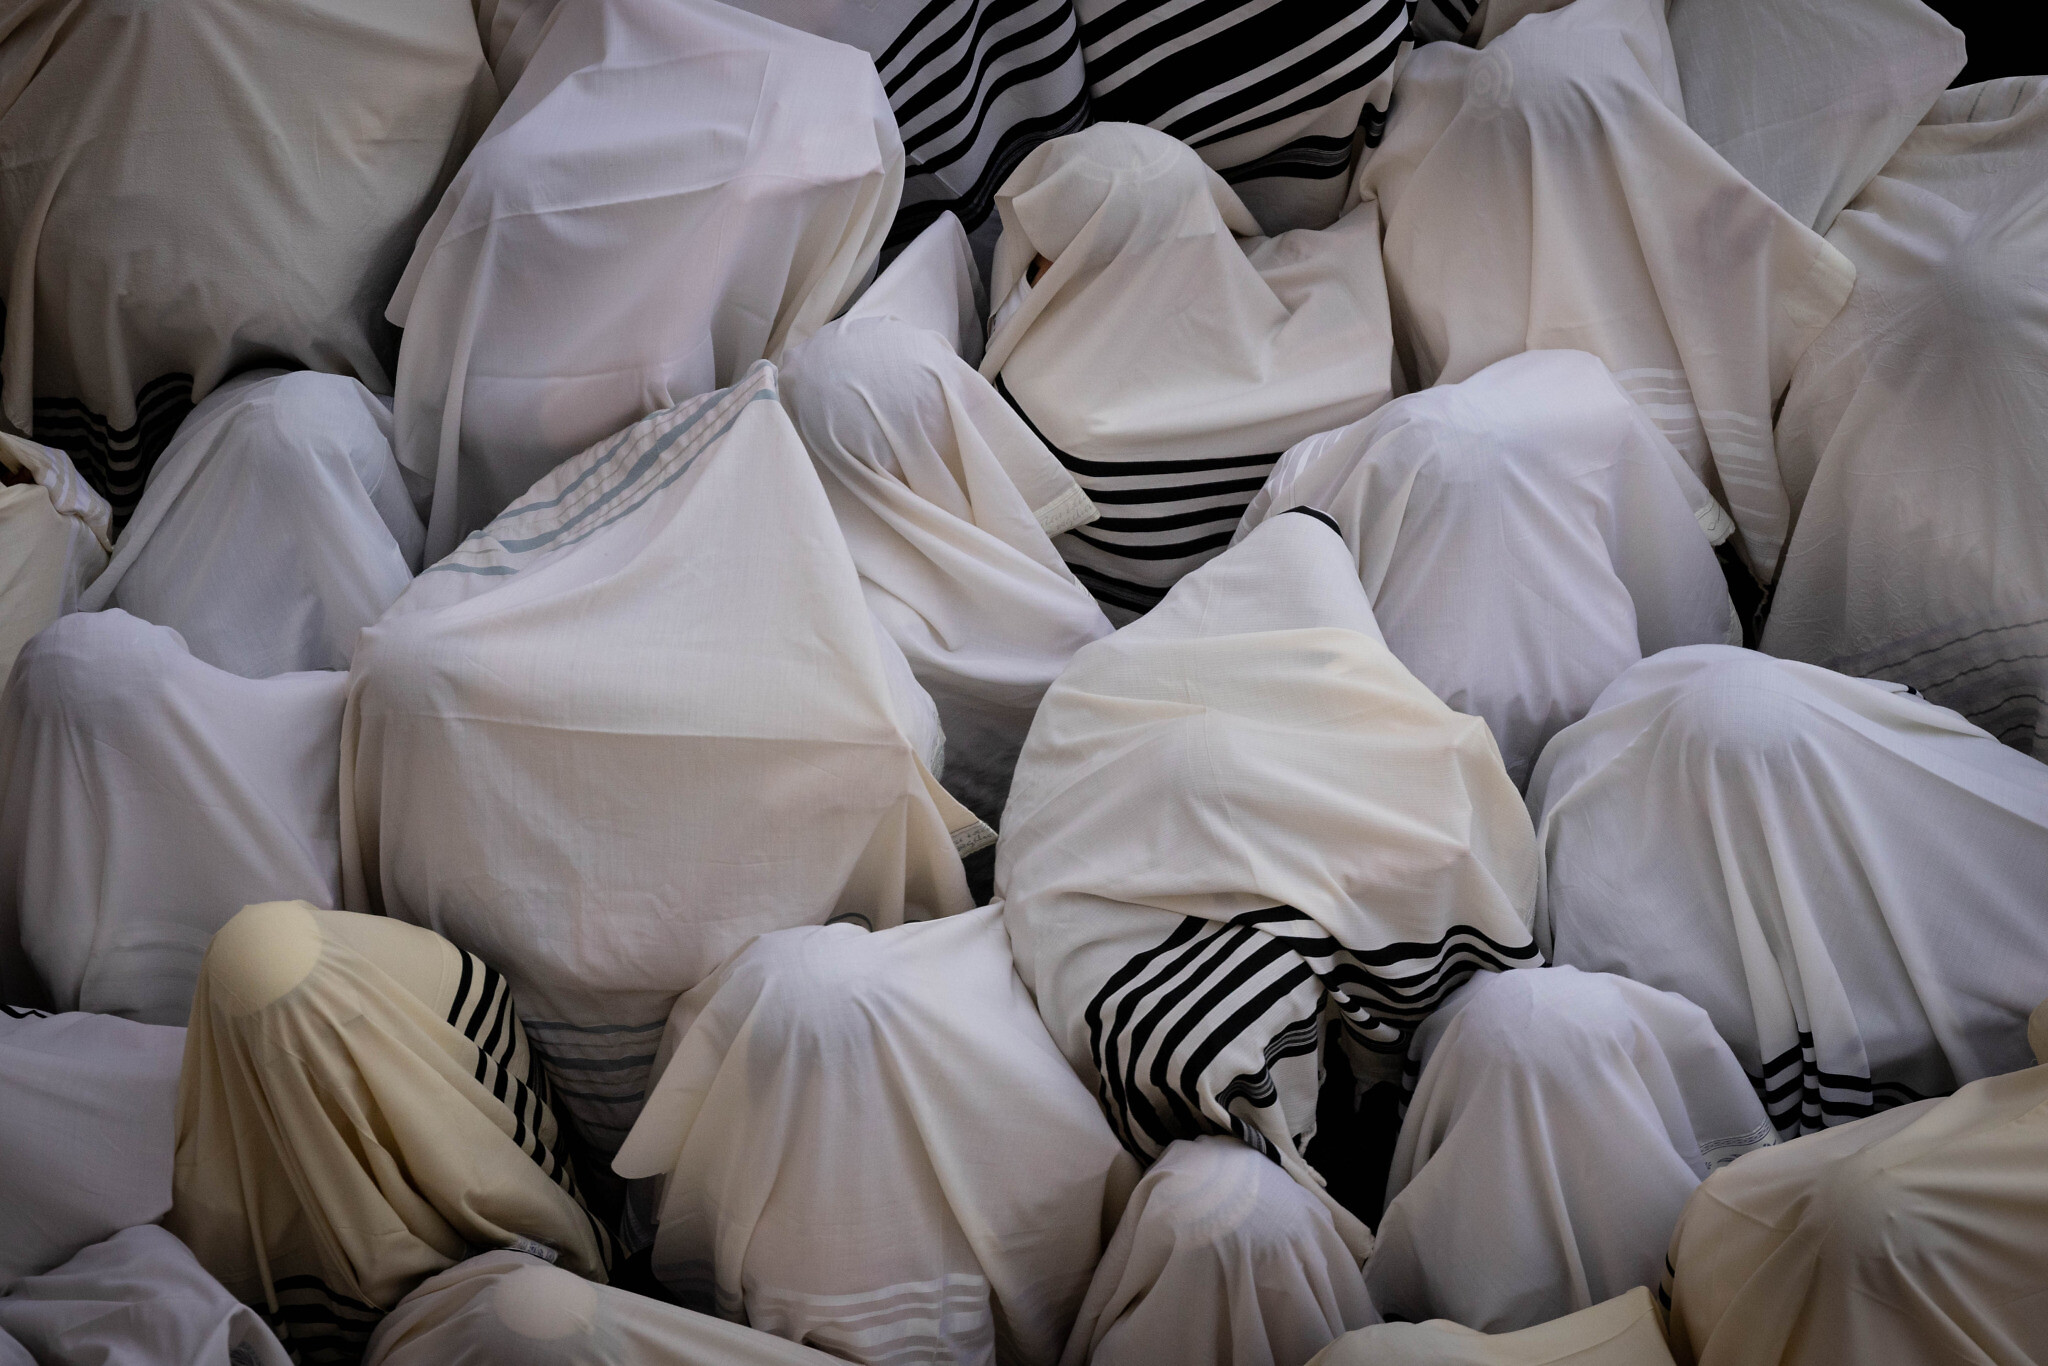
(80, 370), (423, 678)
(1667, 0), (1963, 235)
(0, 611), (344, 1022)
(1065, 1136), (1377, 1366)
(0, 434), (107, 683)
(346, 364), (978, 1156)
(1310, 1288), (1677, 1366)
(0, 1225), (290, 1366)
(1369, 968), (1773, 1334)
(1531, 646), (2048, 1138)
(0, 1006), (182, 1292)
(389, 0), (903, 560)
(1240, 350), (1734, 787)
(980, 123), (1396, 616)
(1763, 78), (2048, 758)
(1001, 512), (1537, 1259)
(615, 907), (1133, 1366)
(1353, 0), (1855, 577)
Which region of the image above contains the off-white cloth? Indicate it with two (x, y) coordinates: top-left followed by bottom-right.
(1001, 511), (1538, 1259)
(1763, 79), (2048, 758)
(1370, 968), (1774, 1333)
(784, 215), (1110, 820)
(79, 371), (423, 678)
(1664, 1002), (2048, 1366)
(1310, 1288), (1677, 1366)
(1065, 1135), (1377, 1366)
(0, 434), (108, 683)
(171, 902), (609, 1365)
(615, 907), (1133, 1366)
(0, 1006), (182, 1292)
(389, 0), (903, 560)
(1353, 0), (1855, 578)
(1240, 350), (1735, 787)
(0, 0), (492, 516)
(0, 611), (344, 1023)
(980, 123), (1396, 617)
(346, 363), (978, 1155)
(0, 1225), (290, 1366)
(1530, 646), (2048, 1138)
(1667, 0), (1962, 235)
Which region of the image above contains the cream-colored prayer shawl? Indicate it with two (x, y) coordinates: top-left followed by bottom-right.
(0, 434), (107, 684)
(1310, 1288), (1677, 1366)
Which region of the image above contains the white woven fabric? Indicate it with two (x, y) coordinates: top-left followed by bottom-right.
(1310, 1288), (1677, 1366)
(0, 435), (108, 684)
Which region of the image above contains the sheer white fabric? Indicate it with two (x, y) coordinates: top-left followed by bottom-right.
(1310, 1288), (1677, 1366)
(0, 435), (108, 683)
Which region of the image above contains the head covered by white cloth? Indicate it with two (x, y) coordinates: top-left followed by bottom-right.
(389, 0), (904, 559)
(1001, 511), (1539, 1258)
(1531, 646), (2048, 1137)
(1240, 350), (1736, 787)
(0, 434), (109, 683)
(979, 123), (1396, 616)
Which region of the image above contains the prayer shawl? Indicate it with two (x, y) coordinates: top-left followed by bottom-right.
(1063, 1136), (1377, 1366)
(0, 0), (493, 520)
(0, 1226), (290, 1366)
(389, 0), (903, 561)
(1075, 0), (1413, 235)
(1239, 350), (1736, 788)
(1529, 646), (2048, 1138)
(345, 363), (980, 1158)
(0, 1006), (182, 1292)
(1369, 968), (1774, 1334)
(0, 611), (344, 1024)
(79, 371), (423, 679)
(981, 123), (1396, 618)
(1664, 1006), (2048, 1366)
(614, 908), (1132, 1366)
(1763, 79), (2048, 758)
(171, 902), (610, 1366)
(0, 433), (107, 683)
(1310, 1288), (1677, 1366)
(783, 215), (1110, 820)
(1352, 0), (1856, 578)
(999, 511), (1539, 1259)
(366, 1252), (846, 1366)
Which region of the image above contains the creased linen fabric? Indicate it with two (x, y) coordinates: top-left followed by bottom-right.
(1369, 968), (1774, 1334)
(0, 433), (107, 683)
(80, 371), (423, 679)
(171, 902), (609, 1366)
(1239, 350), (1735, 787)
(389, 0), (904, 560)
(1763, 79), (2048, 758)
(784, 215), (1110, 820)
(1310, 1288), (1677, 1366)
(1064, 1136), (1377, 1366)
(1531, 646), (2048, 1139)
(980, 123), (1396, 617)
(615, 907), (1132, 1366)
(1000, 511), (1539, 1258)
(0, 1006), (183, 1293)
(1353, 0), (1855, 578)
(346, 363), (978, 1156)
(0, 0), (493, 517)
(0, 611), (344, 1023)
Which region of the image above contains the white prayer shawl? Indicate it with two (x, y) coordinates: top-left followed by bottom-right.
(1064, 1136), (1378, 1366)
(0, 1006), (182, 1293)
(1239, 350), (1736, 788)
(0, 611), (344, 1023)
(784, 216), (1110, 820)
(345, 363), (978, 1157)
(1000, 512), (1539, 1259)
(1310, 1288), (1678, 1366)
(0, 434), (108, 683)
(980, 123), (1397, 618)
(0, 1226), (291, 1366)
(1763, 79), (2048, 758)
(0, 0), (493, 519)
(1530, 646), (2048, 1139)
(615, 908), (1133, 1366)
(1351, 0), (1856, 578)
(79, 371), (423, 679)
(389, 0), (904, 561)
(1369, 968), (1774, 1334)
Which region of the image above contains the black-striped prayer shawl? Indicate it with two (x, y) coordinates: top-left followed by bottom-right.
(1747, 1030), (1928, 1140)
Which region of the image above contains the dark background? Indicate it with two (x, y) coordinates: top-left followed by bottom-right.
(1928, 1), (2044, 83)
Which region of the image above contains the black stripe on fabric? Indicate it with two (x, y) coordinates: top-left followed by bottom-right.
(27, 371), (195, 525)
(1088, 918), (1226, 1151)
(1177, 18), (1406, 151)
(1, 1003), (50, 1019)
(446, 951), (476, 1029)
(1215, 1010), (1323, 1112)
(895, 0), (1073, 161)
(1088, 501), (1251, 534)
(464, 965), (503, 1042)
(1070, 527), (1236, 560)
(993, 373), (1279, 479)
(887, 86), (1092, 245)
(1078, 478), (1269, 505)
(1066, 560), (1168, 613)
(1221, 133), (1358, 184)
(1115, 925), (1265, 1147)
(1283, 505), (1340, 535)
(1169, 952), (1317, 1116)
